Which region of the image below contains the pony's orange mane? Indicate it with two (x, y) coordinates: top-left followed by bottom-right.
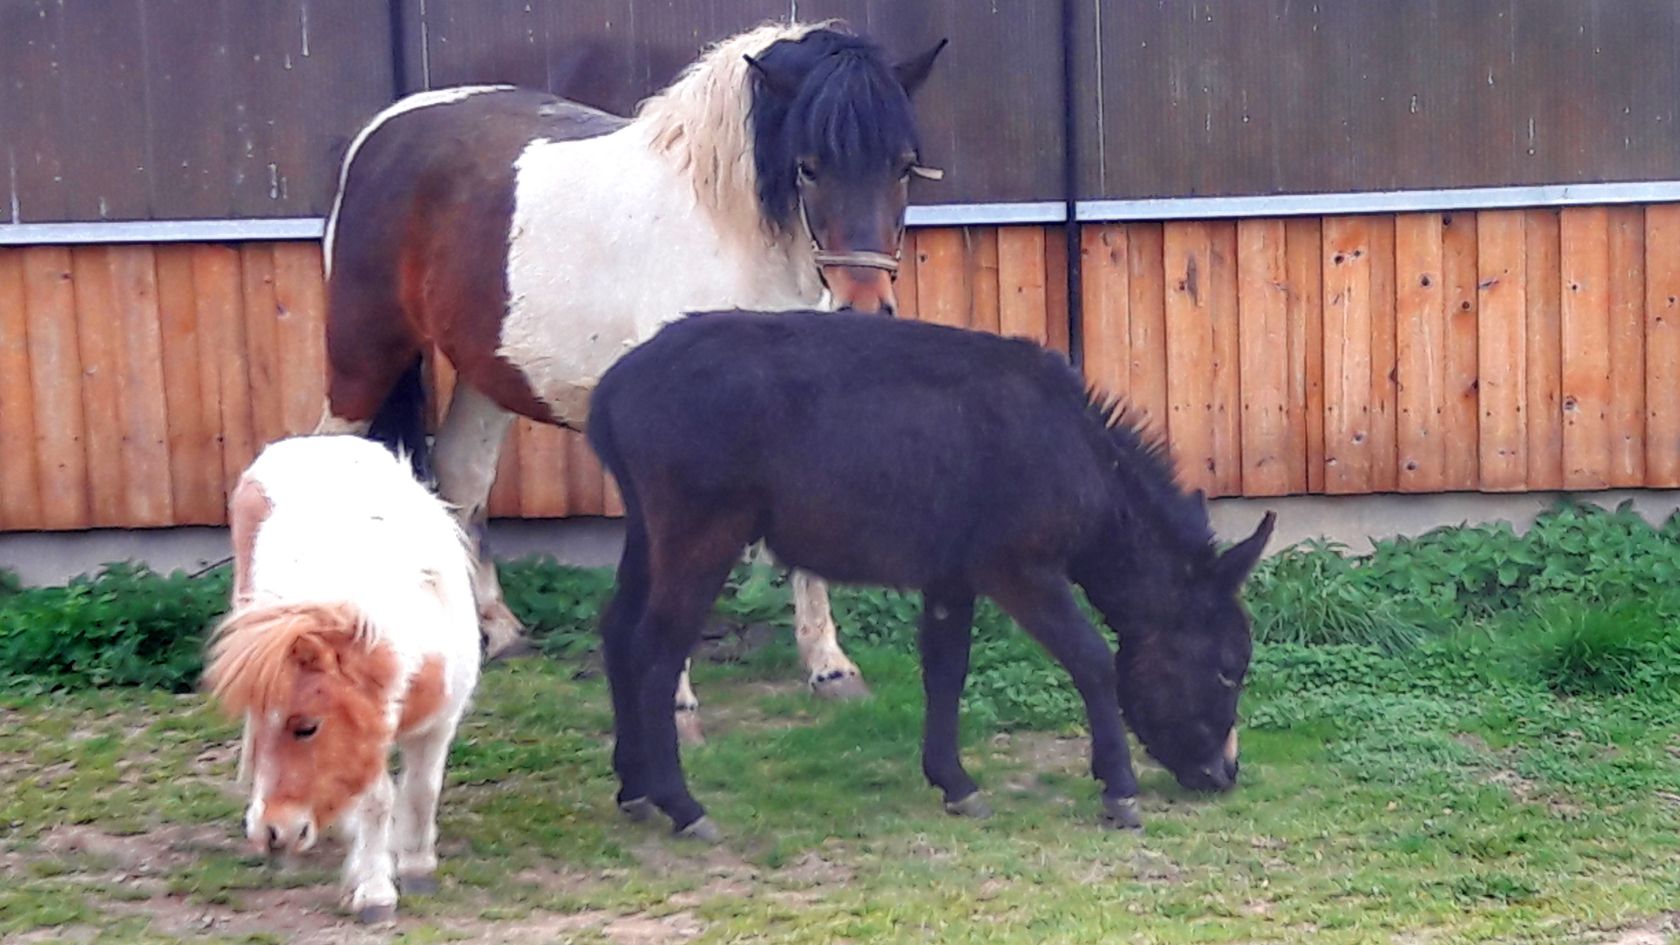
(202, 602), (371, 719)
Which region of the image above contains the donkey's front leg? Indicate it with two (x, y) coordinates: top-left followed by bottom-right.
(393, 725), (454, 895)
(792, 570), (869, 699)
(340, 772), (399, 923)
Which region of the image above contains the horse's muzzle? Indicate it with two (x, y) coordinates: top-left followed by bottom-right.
(826, 265), (897, 316)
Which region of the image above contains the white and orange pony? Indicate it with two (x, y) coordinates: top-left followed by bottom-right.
(203, 435), (480, 923)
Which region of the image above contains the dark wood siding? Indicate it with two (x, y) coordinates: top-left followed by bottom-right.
(1074, 0), (1680, 201)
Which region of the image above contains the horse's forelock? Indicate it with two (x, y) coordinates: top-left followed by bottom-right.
(204, 602), (372, 719)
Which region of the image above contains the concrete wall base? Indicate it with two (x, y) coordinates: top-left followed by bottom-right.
(4, 490), (1679, 587)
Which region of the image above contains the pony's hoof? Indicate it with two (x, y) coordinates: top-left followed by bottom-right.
(811, 670), (871, 701)
(944, 792), (993, 819)
(675, 709), (706, 747)
(1102, 796), (1144, 831)
(676, 816), (722, 843)
(356, 903), (398, 925)
(398, 873), (437, 895)
(618, 797), (657, 822)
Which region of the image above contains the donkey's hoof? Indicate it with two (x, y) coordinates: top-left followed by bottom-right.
(811, 670), (871, 701)
(943, 792), (993, 819)
(675, 709), (706, 747)
(1101, 796), (1144, 831)
(398, 873), (438, 895)
(676, 816), (723, 843)
(355, 903), (398, 925)
(618, 797), (657, 822)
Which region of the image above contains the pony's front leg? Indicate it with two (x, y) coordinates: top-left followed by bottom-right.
(792, 570), (869, 699)
(340, 772), (399, 923)
(393, 724), (454, 894)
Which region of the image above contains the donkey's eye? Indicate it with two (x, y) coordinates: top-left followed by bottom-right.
(797, 162), (817, 184)
(291, 719), (320, 740)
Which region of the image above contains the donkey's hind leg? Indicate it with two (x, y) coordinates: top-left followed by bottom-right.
(792, 570), (869, 699)
(431, 383), (524, 660)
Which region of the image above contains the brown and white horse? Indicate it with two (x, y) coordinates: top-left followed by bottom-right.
(315, 21), (944, 743)
(203, 435), (480, 923)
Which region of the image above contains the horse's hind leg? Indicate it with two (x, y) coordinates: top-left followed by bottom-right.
(431, 383), (523, 659)
(792, 571), (870, 699)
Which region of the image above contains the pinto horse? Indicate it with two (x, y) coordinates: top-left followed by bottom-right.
(315, 22), (945, 743)
(587, 311), (1276, 839)
(203, 435), (480, 923)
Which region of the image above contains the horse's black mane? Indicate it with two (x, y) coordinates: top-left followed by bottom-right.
(747, 28), (921, 230)
(1085, 393), (1218, 556)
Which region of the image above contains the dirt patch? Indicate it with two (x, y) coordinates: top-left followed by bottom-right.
(40, 822), (243, 875)
(692, 679), (813, 738)
(1600, 912), (1680, 945)
(989, 731), (1088, 793)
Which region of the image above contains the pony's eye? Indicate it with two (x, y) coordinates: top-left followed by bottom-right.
(797, 162), (817, 184)
(291, 720), (320, 740)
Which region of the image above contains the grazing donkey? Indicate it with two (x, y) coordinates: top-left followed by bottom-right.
(587, 311), (1275, 839)
(203, 435), (480, 922)
(315, 21), (947, 743)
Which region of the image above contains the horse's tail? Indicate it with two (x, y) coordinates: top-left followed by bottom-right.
(368, 356), (435, 488)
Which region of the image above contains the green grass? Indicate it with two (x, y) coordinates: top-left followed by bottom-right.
(2, 629), (1678, 944)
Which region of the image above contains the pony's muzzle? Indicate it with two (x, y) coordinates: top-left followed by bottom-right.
(826, 265), (897, 316)
(253, 809), (317, 856)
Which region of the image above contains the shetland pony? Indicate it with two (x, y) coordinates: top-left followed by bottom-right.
(315, 22), (946, 743)
(588, 312), (1275, 838)
(203, 435), (480, 923)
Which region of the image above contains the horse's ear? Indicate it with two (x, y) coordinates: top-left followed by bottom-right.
(1216, 512), (1276, 586)
(894, 38), (948, 96)
(290, 633), (336, 674)
(744, 53), (800, 99)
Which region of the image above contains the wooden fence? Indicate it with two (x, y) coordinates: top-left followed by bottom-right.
(3, 208), (1680, 532)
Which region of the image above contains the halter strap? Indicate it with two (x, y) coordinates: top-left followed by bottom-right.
(798, 191), (902, 275)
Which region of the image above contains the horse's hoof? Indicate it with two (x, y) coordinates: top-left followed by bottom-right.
(483, 636), (539, 664)
(398, 873), (437, 895)
(675, 710), (706, 747)
(811, 670), (871, 701)
(676, 816), (722, 843)
(1102, 796), (1144, 831)
(356, 903), (398, 925)
(618, 797), (656, 822)
(944, 792), (993, 819)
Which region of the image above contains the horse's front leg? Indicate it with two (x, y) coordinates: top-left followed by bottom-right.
(340, 772), (399, 923)
(393, 724), (454, 895)
(433, 383), (526, 661)
(792, 570), (869, 699)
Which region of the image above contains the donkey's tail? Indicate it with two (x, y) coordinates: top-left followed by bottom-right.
(368, 356), (435, 488)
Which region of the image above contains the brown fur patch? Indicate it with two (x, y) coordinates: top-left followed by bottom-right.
(228, 478), (273, 605)
(397, 655), (449, 735)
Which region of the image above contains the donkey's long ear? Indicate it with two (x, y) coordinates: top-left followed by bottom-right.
(744, 54), (800, 99)
(1216, 511), (1277, 586)
(894, 38), (948, 96)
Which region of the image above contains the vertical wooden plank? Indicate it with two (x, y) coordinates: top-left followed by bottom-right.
(271, 243), (329, 437)
(1163, 222), (1217, 494)
(1524, 209), (1564, 490)
(240, 244), (285, 452)
(564, 432), (606, 517)
(0, 249), (44, 530)
(1477, 210), (1529, 491)
(1559, 207), (1613, 490)
(1646, 204), (1680, 487)
(1080, 224), (1131, 399)
(106, 246), (175, 525)
(23, 246), (90, 529)
(1441, 212), (1481, 491)
(1394, 213), (1447, 492)
(1043, 225), (1071, 354)
(519, 421), (570, 518)
(154, 245), (220, 525)
(486, 420), (523, 519)
(895, 229), (920, 319)
(915, 228), (968, 328)
(194, 244), (253, 502)
(1208, 223), (1242, 496)
(1321, 216), (1374, 494)
(1607, 206), (1647, 487)
(70, 246), (127, 525)
(999, 227), (1049, 345)
(1126, 222), (1170, 438)
(1285, 218), (1325, 493)
(1368, 216), (1399, 492)
(1237, 219), (1290, 496)
(970, 228), (1002, 335)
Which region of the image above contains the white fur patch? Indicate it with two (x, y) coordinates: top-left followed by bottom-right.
(324, 85), (516, 277)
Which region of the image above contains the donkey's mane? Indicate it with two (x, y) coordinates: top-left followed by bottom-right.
(203, 601), (376, 719)
(1085, 394), (1218, 556)
(635, 21), (823, 242)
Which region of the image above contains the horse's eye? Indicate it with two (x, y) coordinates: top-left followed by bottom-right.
(797, 162), (817, 184)
(292, 720), (320, 740)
